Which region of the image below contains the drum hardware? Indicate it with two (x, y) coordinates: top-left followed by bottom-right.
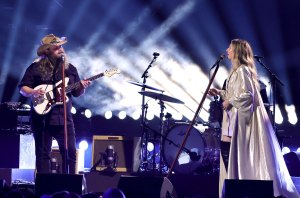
(139, 91), (184, 104)
(138, 91), (185, 173)
(128, 81), (164, 92)
(129, 53), (162, 173)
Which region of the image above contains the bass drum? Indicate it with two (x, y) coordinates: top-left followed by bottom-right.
(163, 124), (220, 175)
(163, 123), (205, 175)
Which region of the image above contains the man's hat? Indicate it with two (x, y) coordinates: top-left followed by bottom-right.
(37, 34), (67, 56)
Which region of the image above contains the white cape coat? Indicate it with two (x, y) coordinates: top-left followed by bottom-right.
(218, 65), (299, 197)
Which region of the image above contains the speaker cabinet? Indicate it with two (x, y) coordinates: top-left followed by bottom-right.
(92, 136), (140, 172)
(35, 173), (83, 197)
(224, 179), (273, 198)
(118, 175), (177, 198)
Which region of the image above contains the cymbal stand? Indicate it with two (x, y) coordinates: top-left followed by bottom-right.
(158, 100), (166, 174)
(139, 53), (159, 172)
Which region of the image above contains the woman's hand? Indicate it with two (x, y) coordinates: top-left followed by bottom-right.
(208, 88), (220, 96)
(222, 100), (232, 111)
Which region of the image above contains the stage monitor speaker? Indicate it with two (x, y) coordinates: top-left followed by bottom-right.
(92, 136), (140, 172)
(224, 179), (273, 198)
(35, 173), (83, 197)
(118, 175), (177, 198)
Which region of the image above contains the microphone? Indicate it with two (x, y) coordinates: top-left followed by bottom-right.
(153, 52), (160, 57)
(219, 54), (226, 61)
(254, 55), (264, 59)
(210, 54), (226, 70)
(106, 145), (114, 164)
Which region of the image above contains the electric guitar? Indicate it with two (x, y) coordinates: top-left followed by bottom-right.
(32, 68), (120, 115)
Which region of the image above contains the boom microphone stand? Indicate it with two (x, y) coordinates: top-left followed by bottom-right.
(61, 55), (69, 174)
(254, 56), (284, 146)
(139, 52), (159, 172)
(167, 55), (225, 178)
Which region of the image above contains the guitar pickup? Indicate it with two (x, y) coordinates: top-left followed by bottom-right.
(45, 92), (52, 101)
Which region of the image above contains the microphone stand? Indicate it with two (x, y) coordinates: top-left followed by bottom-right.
(61, 56), (69, 174)
(166, 56), (222, 178)
(255, 57), (284, 146)
(139, 53), (159, 172)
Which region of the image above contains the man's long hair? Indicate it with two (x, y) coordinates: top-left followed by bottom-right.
(35, 55), (69, 81)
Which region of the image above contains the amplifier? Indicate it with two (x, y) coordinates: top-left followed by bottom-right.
(92, 136), (141, 173)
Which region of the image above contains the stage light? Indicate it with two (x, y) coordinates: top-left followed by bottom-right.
(282, 147), (291, 155)
(52, 139), (58, 148)
(84, 109), (92, 118)
(79, 140), (88, 151)
(132, 110), (140, 120)
(146, 112), (155, 120)
(275, 105), (283, 124)
(147, 142), (154, 152)
(71, 106), (77, 114)
(78, 140), (89, 172)
(118, 111), (126, 120)
(297, 148), (300, 154)
(105, 111), (113, 119)
(285, 104), (298, 125)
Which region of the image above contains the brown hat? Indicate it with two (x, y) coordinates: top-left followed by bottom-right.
(37, 34), (67, 56)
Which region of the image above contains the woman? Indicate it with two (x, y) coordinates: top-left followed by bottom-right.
(208, 39), (299, 197)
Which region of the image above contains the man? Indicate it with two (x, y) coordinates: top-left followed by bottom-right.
(19, 34), (90, 174)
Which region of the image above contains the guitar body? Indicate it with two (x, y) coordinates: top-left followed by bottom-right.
(32, 78), (70, 115)
(32, 68), (120, 115)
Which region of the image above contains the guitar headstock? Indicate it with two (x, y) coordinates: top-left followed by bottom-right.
(104, 68), (121, 77)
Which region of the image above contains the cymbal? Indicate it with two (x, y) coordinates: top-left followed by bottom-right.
(128, 81), (164, 92)
(139, 91), (184, 104)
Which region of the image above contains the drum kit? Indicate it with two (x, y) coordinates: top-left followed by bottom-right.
(128, 80), (221, 175)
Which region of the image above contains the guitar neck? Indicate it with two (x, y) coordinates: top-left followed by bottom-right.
(65, 72), (104, 93)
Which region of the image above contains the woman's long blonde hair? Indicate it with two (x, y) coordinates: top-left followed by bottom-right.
(230, 39), (260, 89)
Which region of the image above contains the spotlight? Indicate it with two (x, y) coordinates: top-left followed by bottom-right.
(282, 147), (291, 155)
(146, 112), (154, 120)
(147, 142), (154, 152)
(78, 140), (89, 173)
(71, 106), (77, 114)
(132, 110), (140, 120)
(84, 109), (92, 118)
(52, 139), (58, 148)
(118, 111), (126, 120)
(105, 111), (113, 119)
(79, 140), (88, 151)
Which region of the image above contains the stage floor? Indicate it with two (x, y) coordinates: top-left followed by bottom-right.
(1, 169), (300, 197)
